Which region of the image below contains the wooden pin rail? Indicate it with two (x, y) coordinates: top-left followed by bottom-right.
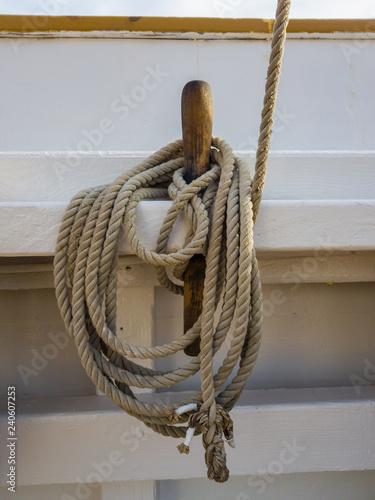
(181, 80), (213, 356)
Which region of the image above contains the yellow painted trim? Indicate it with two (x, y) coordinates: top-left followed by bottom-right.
(0, 15), (374, 35)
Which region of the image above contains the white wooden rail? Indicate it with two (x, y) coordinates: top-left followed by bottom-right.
(1, 152), (374, 257)
(1, 387), (374, 487)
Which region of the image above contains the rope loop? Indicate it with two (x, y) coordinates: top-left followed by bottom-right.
(54, 0), (290, 483)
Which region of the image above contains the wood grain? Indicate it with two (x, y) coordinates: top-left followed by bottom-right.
(181, 80), (213, 356)
(0, 16), (373, 36)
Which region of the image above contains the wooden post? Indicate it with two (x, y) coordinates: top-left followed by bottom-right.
(181, 80), (213, 356)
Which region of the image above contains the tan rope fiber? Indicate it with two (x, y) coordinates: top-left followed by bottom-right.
(54, 0), (290, 483)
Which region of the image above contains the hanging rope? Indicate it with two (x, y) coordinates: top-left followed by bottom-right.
(54, 0), (290, 483)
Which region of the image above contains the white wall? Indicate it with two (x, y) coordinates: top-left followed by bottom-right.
(155, 281), (375, 392)
(2, 470), (375, 500)
(0, 288), (95, 397)
(0, 37), (374, 152)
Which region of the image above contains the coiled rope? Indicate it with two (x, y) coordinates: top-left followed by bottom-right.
(54, 0), (290, 483)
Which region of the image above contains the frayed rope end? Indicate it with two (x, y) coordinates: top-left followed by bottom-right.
(177, 443), (190, 454)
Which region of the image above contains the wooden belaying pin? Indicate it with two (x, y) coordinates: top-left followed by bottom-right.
(181, 80), (213, 357)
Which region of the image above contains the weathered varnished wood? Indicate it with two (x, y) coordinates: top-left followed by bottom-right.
(0, 16), (372, 37)
(181, 80), (213, 356)
(183, 253), (206, 356)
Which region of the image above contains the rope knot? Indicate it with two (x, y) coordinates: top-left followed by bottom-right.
(184, 405), (234, 483)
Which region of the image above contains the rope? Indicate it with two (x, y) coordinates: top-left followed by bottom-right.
(54, 0), (290, 483)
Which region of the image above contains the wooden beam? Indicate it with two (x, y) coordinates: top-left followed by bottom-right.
(101, 481), (156, 500)
(2, 252), (375, 289)
(1, 199), (375, 257)
(2, 153), (374, 204)
(0, 16), (374, 36)
(2, 387), (374, 486)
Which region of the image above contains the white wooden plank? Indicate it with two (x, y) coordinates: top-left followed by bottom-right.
(158, 472), (375, 500)
(1, 152), (374, 202)
(0, 199), (374, 257)
(96, 285), (155, 396)
(0, 200), (188, 256)
(1, 387), (374, 486)
(258, 252), (375, 284)
(0, 38), (374, 152)
(114, 286), (155, 395)
(0, 270), (54, 289)
(1, 253), (375, 290)
(101, 481), (156, 500)
(0, 483), (101, 500)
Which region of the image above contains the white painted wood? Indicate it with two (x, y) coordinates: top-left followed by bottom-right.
(2, 472), (375, 500)
(1, 24), (375, 500)
(2, 30), (375, 41)
(0, 287), (96, 398)
(0, 270), (54, 290)
(0, 483), (101, 500)
(2, 279), (373, 399)
(1, 152), (374, 202)
(101, 481), (156, 500)
(1, 387), (374, 486)
(258, 252), (375, 284)
(154, 281), (375, 392)
(2, 253), (375, 290)
(1, 199), (374, 256)
(159, 471), (375, 500)
(114, 286), (155, 395)
(96, 284), (155, 397)
(0, 38), (374, 152)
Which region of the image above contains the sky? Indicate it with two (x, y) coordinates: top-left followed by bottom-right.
(0, 0), (374, 19)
